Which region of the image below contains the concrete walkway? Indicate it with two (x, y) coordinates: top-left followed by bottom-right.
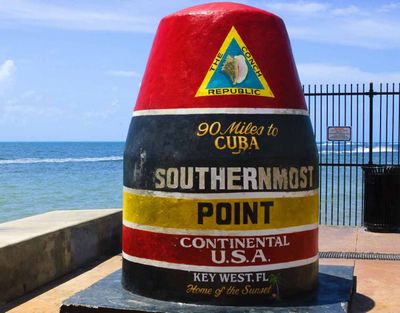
(319, 226), (400, 313)
(2, 226), (400, 313)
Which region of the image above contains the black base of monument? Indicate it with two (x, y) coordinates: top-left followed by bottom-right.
(61, 265), (355, 313)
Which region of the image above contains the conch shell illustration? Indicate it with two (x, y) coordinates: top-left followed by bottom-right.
(221, 54), (248, 85)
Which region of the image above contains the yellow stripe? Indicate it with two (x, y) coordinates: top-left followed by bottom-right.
(123, 192), (318, 230)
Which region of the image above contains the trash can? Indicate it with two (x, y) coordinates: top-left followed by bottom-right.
(362, 165), (400, 232)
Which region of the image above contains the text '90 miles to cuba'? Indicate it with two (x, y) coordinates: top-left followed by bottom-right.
(196, 121), (278, 155)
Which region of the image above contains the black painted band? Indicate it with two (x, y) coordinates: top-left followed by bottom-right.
(122, 259), (318, 305)
(124, 114), (318, 192)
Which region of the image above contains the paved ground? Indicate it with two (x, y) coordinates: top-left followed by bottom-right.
(1, 225), (399, 313)
(319, 226), (400, 313)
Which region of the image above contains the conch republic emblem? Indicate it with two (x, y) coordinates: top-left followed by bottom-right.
(123, 2), (319, 306)
(196, 26), (274, 97)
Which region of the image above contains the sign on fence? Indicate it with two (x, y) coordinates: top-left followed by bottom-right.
(327, 126), (351, 141)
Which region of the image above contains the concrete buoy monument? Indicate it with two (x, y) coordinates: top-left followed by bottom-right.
(122, 2), (319, 306)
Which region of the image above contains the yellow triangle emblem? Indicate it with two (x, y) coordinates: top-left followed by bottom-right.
(195, 26), (274, 98)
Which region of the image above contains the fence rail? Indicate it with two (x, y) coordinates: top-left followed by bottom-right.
(304, 83), (400, 226)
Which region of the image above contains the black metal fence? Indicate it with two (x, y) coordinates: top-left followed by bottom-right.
(304, 83), (400, 226)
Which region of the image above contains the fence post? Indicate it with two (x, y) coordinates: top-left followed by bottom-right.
(368, 82), (374, 165)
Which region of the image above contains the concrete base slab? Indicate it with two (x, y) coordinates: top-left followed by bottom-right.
(60, 265), (355, 313)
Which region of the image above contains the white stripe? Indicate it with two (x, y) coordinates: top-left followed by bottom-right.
(123, 186), (318, 199)
(132, 108), (309, 117)
(122, 253), (318, 273)
(122, 221), (318, 236)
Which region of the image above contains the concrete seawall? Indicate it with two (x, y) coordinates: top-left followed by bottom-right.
(0, 209), (122, 306)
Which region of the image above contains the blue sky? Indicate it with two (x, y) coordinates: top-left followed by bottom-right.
(0, 0), (399, 141)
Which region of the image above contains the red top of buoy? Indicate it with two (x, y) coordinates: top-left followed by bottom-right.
(135, 2), (306, 111)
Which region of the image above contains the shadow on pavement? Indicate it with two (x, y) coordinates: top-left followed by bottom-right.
(351, 292), (375, 312)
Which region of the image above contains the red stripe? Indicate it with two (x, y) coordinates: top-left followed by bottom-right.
(123, 227), (318, 267)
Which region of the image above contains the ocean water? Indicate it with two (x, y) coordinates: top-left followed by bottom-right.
(317, 141), (399, 225)
(0, 141), (398, 224)
(0, 142), (124, 223)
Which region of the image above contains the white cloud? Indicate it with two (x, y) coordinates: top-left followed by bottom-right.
(0, 92), (123, 127)
(107, 70), (141, 78)
(287, 17), (400, 49)
(82, 99), (121, 121)
(1, 1), (399, 49)
(331, 5), (360, 16)
(262, 1), (400, 49)
(0, 91), (65, 128)
(297, 63), (400, 85)
(378, 2), (400, 12)
(0, 0), (161, 33)
(0, 102), (65, 125)
(0, 59), (15, 83)
(266, 1), (329, 15)
(267, 2), (360, 17)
